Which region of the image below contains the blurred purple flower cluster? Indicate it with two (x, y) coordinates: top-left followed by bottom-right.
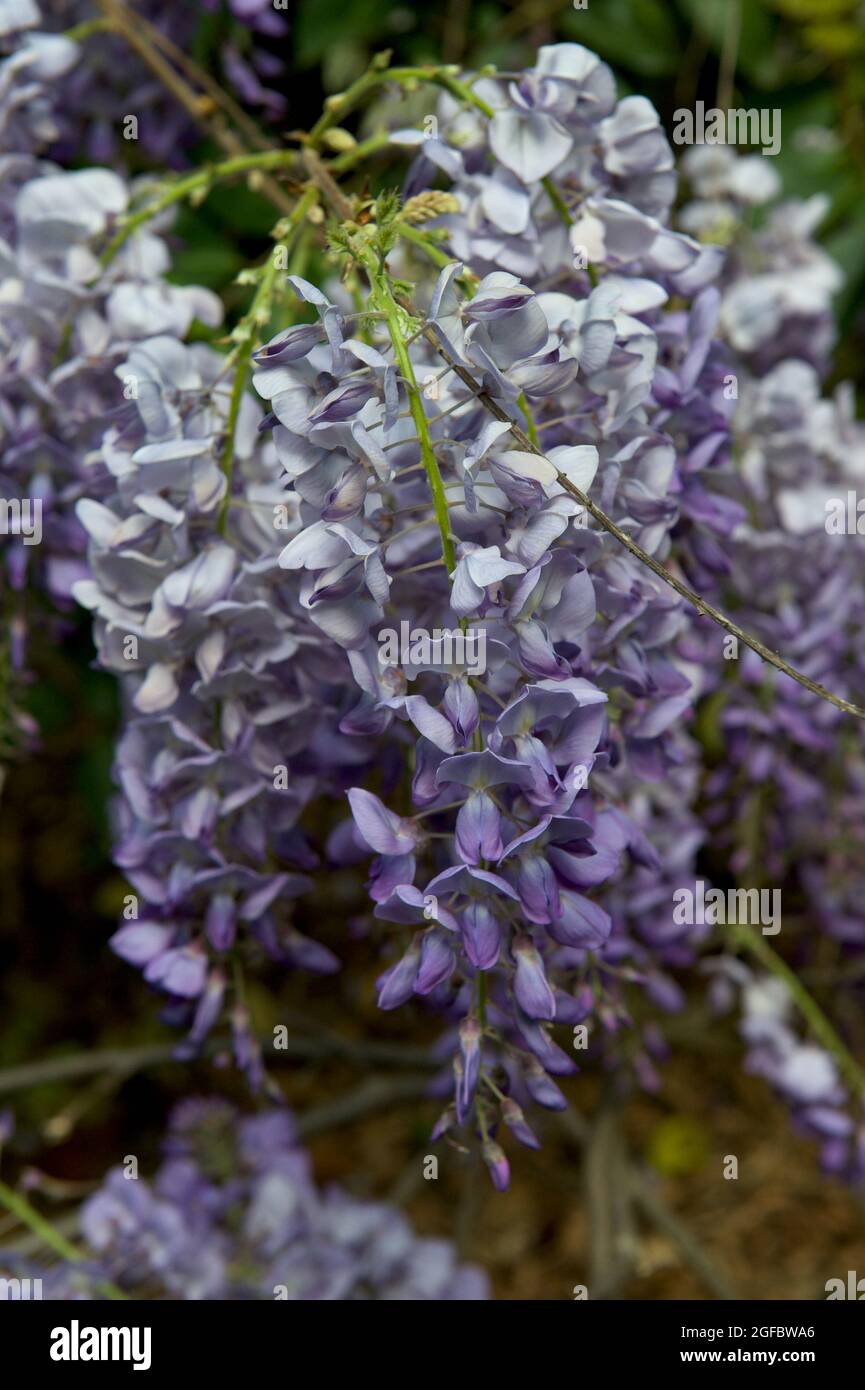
(0, 1100), (488, 1299)
(676, 147), (865, 1172)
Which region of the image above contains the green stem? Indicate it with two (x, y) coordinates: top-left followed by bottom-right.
(482, 1072), (506, 1101)
(217, 186), (318, 534)
(366, 258), (456, 574)
(477, 1097), (491, 1142)
(308, 57), (493, 148)
(64, 16), (113, 40)
(541, 176), (600, 284)
(217, 359), (252, 538)
(100, 149), (301, 265)
(0, 1179), (127, 1300)
(517, 391), (539, 448)
(397, 226), (479, 297)
(0, 1180), (81, 1263)
(433, 71), (494, 118)
(329, 131), (394, 174)
(733, 924), (865, 1097)
(541, 174), (572, 227)
(398, 222), (454, 269)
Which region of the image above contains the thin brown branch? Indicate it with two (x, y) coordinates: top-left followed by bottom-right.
(95, 0), (297, 216)
(302, 148), (355, 221)
(0, 1035), (439, 1098)
(295, 1075), (432, 1139)
(125, 0), (273, 153)
(558, 1109), (739, 1300)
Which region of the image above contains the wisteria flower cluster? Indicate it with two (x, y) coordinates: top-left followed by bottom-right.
(3, 3), (865, 1301)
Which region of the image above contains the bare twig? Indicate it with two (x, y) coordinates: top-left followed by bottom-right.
(0, 1044), (177, 1097)
(558, 1109), (739, 1300)
(302, 148), (354, 220)
(95, 0), (298, 216)
(126, 0), (274, 153)
(0, 1034), (439, 1099)
(295, 1075), (432, 1139)
(584, 1090), (634, 1299)
(627, 1174), (738, 1302)
(42, 1073), (123, 1145)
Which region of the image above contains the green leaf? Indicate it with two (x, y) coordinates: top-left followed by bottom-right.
(769, 0), (856, 18)
(802, 21), (865, 55)
(295, 0), (382, 69)
(766, 91), (844, 202)
(196, 183), (275, 238)
(169, 244), (244, 292)
(647, 1116), (710, 1177)
(825, 214), (865, 328)
(693, 687), (728, 762)
(674, 0), (775, 82)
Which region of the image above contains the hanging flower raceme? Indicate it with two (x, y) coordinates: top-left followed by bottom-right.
(74, 327), (371, 1083)
(0, 146), (227, 761)
(707, 962), (865, 1182)
(251, 145), (728, 1178)
(679, 146), (842, 375)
